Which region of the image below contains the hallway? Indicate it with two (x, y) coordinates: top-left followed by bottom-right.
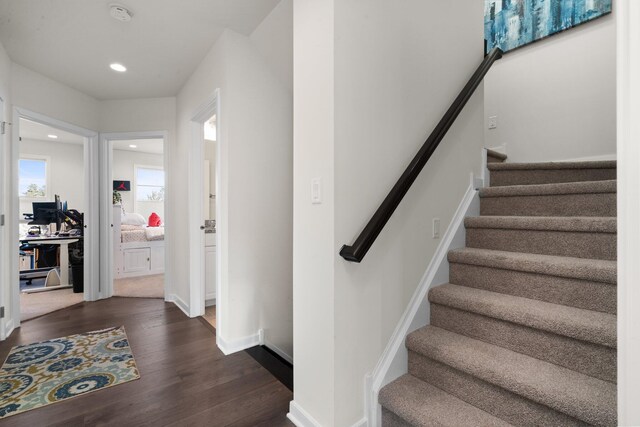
(0, 298), (293, 426)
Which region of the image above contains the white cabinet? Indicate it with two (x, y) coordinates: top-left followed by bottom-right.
(204, 245), (216, 305)
(150, 246), (165, 272)
(123, 248), (151, 274)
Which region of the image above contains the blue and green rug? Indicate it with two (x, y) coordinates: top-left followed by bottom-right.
(0, 326), (140, 419)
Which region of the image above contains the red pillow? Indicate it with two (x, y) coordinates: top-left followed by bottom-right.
(148, 212), (162, 227)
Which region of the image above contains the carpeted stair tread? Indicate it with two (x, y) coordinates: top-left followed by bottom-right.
(487, 160), (616, 171)
(448, 248), (616, 284)
(379, 374), (512, 427)
(406, 326), (617, 426)
(479, 180), (616, 198)
(464, 216), (616, 233)
(429, 284), (616, 348)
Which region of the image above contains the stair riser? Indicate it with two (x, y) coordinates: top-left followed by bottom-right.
(449, 263), (616, 314)
(431, 304), (616, 382)
(382, 409), (412, 427)
(466, 228), (616, 261)
(408, 352), (585, 426)
(480, 193), (616, 217)
(490, 168), (617, 187)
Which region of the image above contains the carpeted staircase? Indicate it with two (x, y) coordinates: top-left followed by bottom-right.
(379, 152), (617, 426)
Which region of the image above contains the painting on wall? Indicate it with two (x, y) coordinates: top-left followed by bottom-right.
(485, 0), (612, 54)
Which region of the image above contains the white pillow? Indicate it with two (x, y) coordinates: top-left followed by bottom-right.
(121, 212), (147, 226)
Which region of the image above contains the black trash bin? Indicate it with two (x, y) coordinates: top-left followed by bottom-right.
(71, 263), (84, 293)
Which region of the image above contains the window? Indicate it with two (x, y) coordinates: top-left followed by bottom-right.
(19, 158), (48, 199)
(135, 166), (165, 202)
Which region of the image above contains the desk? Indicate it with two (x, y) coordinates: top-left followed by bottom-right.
(20, 236), (80, 287)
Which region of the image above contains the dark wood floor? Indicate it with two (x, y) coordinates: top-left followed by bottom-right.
(0, 297), (294, 426)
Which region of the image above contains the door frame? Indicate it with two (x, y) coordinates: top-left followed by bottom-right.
(0, 96), (5, 339)
(8, 108), (99, 335)
(99, 131), (170, 300)
(188, 89), (222, 326)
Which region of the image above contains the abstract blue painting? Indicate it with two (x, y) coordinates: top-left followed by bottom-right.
(485, 0), (612, 53)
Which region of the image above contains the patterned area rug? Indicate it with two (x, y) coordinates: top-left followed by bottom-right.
(0, 326), (139, 419)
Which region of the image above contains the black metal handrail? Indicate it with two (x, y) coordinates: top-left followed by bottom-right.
(339, 47), (503, 263)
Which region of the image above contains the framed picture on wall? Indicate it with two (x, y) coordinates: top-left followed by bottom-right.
(113, 180), (131, 191)
(485, 0), (612, 54)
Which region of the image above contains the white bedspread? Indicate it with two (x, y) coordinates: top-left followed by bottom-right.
(145, 226), (165, 241)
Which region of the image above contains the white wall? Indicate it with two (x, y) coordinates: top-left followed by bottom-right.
(174, 0), (293, 358)
(484, 10), (616, 162)
(250, 0), (294, 93)
(18, 139), (84, 218)
(291, 1), (335, 425)
(293, 1), (485, 425)
(11, 63), (100, 131)
(112, 149), (164, 221)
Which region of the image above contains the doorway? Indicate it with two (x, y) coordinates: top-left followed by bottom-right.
(100, 132), (170, 300)
(17, 119), (86, 320)
(8, 108), (99, 334)
(188, 90), (221, 334)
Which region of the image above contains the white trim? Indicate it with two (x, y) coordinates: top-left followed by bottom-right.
(3, 319), (15, 341)
(287, 401), (323, 427)
(9, 108), (99, 333)
(617, 1), (640, 424)
(165, 293), (190, 318)
(364, 175), (480, 427)
(216, 330), (261, 355)
(264, 338), (294, 365)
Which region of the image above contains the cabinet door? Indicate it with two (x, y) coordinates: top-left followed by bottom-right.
(150, 246), (165, 272)
(123, 248), (151, 273)
(204, 246), (216, 302)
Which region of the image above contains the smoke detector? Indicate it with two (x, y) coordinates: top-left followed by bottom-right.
(110, 4), (132, 22)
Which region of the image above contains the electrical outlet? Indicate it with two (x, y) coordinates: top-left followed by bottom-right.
(488, 116), (498, 130)
(433, 218), (441, 239)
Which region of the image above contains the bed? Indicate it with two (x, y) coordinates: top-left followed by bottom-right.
(113, 205), (165, 279)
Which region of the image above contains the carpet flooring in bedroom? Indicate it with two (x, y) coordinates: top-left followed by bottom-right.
(113, 274), (164, 298)
(21, 289), (85, 322)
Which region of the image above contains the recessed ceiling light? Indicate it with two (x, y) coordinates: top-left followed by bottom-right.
(129, 144), (137, 148)
(110, 63), (127, 72)
(47, 134), (58, 139)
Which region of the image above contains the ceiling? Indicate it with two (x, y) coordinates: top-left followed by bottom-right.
(0, 0), (280, 100)
(20, 119), (163, 154)
(20, 118), (85, 144)
(112, 138), (163, 154)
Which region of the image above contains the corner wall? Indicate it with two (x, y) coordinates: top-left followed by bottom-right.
(484, 9), (616, 162)
(174, 0), (293, 359)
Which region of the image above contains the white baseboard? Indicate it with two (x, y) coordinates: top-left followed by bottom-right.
(3, 318), (16, 340)
(364, 179), (480, 427)
(165, 293), (190, 318)
(217, 330), (261, 355)
(558, 153), (617, 162)
(287, 401), (367, 427)
(287, 401), (323, 427)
